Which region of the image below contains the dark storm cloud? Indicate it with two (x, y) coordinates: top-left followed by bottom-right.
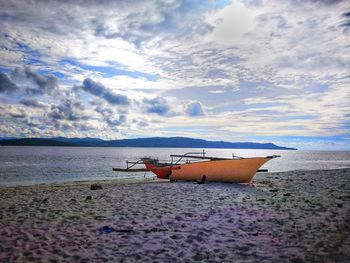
(20, 98), (46, 108)
(0, 72), (18, 93)
(10, 67), (58, 95)
(340, 22), (350, 28)
(48, 99), (87, 121)
(339, 10), (350, 32)
(94, 103), (114, 115)
(119, 114), (126, 123)
(82, 78), (105, 96)
(25, 68), (57, 90)
(137, 120), (149, 127)
(103, 92), (130, 105)
(93, 102), (127, 127)
(82, 78), (130, 105)
(143, 97), (170, 116)
(106, 115), (127, 127)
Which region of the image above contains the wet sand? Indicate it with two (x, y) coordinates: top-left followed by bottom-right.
(0, 168), (349, 262)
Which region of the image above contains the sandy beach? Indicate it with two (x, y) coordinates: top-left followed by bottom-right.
(0, 168), (349, 262)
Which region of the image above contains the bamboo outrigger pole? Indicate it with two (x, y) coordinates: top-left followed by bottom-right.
(112, 166), (181, 172)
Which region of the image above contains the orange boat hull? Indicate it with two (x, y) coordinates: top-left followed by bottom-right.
(170, 157), (271, 183)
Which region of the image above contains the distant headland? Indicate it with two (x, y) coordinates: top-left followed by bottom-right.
(0, 136), (297, 150)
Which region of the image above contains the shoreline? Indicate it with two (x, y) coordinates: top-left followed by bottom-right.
(1, 168), (349, 262)
(1, 167), (349, 188)
(0, 176), (167, 189)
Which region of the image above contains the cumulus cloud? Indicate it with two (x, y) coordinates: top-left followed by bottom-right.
(10, 67), (58, 94)
(143, 97), (170, 116)
(81, 78), (105, 96)
(186, 101), (204, 117)
(0, 104), (27, 119)
(8, 108), (27, 118)
(93, 101), (127, 127)
(91, 0), (214, 45)
(105, 115), (127, 127)
(47, 99), (87, 121)
(82, 78), (130, 105)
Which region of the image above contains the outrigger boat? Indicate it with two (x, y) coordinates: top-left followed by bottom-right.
(113, 150), (280, 183)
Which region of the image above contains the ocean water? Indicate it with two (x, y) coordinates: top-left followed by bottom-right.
(0, 146), (349, 186)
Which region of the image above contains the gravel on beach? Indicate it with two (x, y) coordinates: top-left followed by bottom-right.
(0, 168), (349, 262)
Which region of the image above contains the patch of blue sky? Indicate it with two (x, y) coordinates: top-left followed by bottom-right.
(161, 126), (212, 131)
(165, 82), (291, 112)
(76, 90), (95, 103)
(37, 69), (66, 79)
(322, 125), (350, 132)
(250, 134), (349, 143)
(159, 126), (215, 135)
(304, 84), (329, 94)
(14, 42), (41, 57)
(60, 59), (158, 81)
(12, 42), (48, 67)
(15, 42), (41, 58)
(338, 123), (350, 130)
(242, 102), (284, 110)
(179, 0), (231, 13)
(276, 115), (316, 121)
(24, 57), (47, 67)
(212, 103), (285, 114)
(276, 125), (307, 130)
(165, 86), (235, 104)
(248, 135), (350, 150)
(1, 94), (22, 104)
(214, 0), (232, 9)
(0, 67), (12, 74)
(244, 108), (284, 115)
(239, 80), (281, 95)
(178, 0), (209, 13)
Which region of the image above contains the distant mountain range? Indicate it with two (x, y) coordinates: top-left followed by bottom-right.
(0, 136), (297, 150)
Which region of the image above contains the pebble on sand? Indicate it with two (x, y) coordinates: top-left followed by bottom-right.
(90, 184), (103, 190)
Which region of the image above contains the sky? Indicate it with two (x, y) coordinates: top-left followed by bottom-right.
(0, 0), (349, 150)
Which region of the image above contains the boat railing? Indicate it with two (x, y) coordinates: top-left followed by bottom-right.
(170, 150), (206, 164)
(170, 150), (244, 165)
(113, 152), (280, 173)
(125, 159), (147, 170)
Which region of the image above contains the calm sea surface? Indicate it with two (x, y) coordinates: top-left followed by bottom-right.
(0, 146), (349, 186)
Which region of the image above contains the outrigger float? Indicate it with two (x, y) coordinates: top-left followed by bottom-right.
(113, 151), (280, 183)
